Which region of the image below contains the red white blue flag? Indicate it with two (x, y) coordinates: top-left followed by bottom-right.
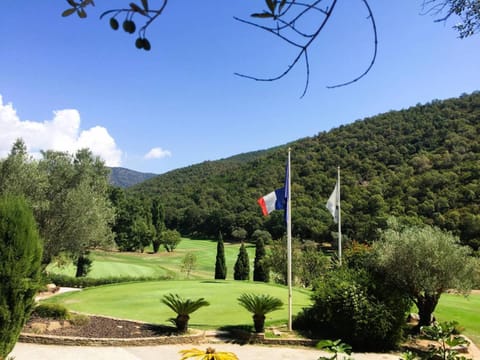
(257, 159), (290, 222)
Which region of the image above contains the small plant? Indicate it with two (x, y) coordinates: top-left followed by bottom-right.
(181, 252), (197, 279)
(421, 321), (471, 360)
(400, 350), (419, 360)
(179, 347), (239, 360)
(68, 313), (90, 327)
(316, 339), (354, 360)
(237, 293), (283, 333)
(33, 303), (69, 320)
(161, 293), (210, 333)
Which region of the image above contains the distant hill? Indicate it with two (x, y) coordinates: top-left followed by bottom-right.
(109, 167), (157, 188)
(129, 92), (480, 249)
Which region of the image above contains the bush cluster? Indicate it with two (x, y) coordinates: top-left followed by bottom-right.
(294, 265), (411, 351)
(47, 273), (172, 288)
(33, 303), (69, 320)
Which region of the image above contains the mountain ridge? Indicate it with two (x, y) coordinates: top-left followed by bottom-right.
(128, 92), (480, 249)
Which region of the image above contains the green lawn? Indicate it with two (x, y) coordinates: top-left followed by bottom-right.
(433, 292), (480, 346)
(47, 238), (256, 280)
(45, 239), (480, 345)
(43, 280), (312, 329)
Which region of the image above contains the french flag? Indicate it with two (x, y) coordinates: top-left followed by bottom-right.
(257, 187), (286, 216)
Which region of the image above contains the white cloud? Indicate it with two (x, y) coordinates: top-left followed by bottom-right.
(144, 147), (172, 159)
(0, 95), (122, 166)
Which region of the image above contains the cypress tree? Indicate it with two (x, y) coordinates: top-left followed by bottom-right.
(253, 237), (269, 282)
(234, 243), (250, 280)
(0, 196), (43, 359)
(214, 232), (227, 280)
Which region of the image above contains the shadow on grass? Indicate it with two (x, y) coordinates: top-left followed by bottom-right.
(142, 323), (179, 336)
(217, 325), (260, 345)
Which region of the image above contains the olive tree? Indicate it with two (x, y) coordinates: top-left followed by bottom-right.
(374, 220), (479, 328)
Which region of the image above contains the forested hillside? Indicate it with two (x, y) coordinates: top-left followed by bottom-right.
(129, 92), (480, 249)
(109, 167), (157, 188)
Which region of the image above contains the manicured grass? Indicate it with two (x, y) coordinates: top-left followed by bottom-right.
(434, 292), (480, 346)
(47, 238), (256, 280)
(43, 280), (312, 330)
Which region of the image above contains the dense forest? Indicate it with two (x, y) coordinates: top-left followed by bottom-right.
(129, 92), (480, 250)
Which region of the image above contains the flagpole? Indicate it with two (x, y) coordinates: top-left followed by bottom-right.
(287, 148), (292, 331)
(337, 166), (342, 266)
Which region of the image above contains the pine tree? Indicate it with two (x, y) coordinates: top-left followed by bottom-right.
(253, 237), (269, 282)
(0, 196), (43, 359)
(234, 243), (250, 280)
(214, 232), (227, 280)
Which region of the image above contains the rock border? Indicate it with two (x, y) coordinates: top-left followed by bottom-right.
(19, 329), (317, 348)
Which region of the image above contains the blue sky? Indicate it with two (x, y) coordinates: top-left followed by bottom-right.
(0, 1), (478, 174)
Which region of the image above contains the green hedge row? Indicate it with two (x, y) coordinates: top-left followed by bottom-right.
(46, 273), (172, 288)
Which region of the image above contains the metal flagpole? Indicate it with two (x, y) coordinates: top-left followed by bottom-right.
(287, 148), (292, 331)
(337, 166), (342, 266)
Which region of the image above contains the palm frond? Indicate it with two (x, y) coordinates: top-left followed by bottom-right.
(237, 293), (283, 315)
(161, 293), (210, 316)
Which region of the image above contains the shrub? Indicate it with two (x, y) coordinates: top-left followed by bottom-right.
(33, 303), (69, 320)
(294, 267), (410, 351)
(234, 243), (250, 280)
(0, 196), (43, 359)
(214, 232), (227, 280)
(46, 273), (172, 288)
(68, 313), (90, 326)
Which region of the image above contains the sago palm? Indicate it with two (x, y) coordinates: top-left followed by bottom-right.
(179, 347), (239, 360)
(161, 293), (210, 333)
(237, 293), (283, 333)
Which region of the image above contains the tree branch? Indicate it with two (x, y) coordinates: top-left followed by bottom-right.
(327, 0), (378, 88)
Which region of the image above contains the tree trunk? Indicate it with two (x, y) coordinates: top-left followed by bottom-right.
(152, 240), (161, 253)
(253, 314), (266, 333)
(416, 293), (439, 330)
(175, 314), (190, 333)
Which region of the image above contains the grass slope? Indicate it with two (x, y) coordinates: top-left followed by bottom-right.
(44, 280), (312, 329)
(47, 238), (256, 280)
(433, 292), (480, 346)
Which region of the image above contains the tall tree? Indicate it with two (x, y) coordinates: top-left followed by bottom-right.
(0, 196), (43, 359)
(38, 149), (115, 269)
(0, 139), (46, 211)
(151, 197), (165, 253)
(214, 232), (227, 280)
(374, 219), (479, 328)
(234, 243), (250, 280)
(253, 237), (269, 282)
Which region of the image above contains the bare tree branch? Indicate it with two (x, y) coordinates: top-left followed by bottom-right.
(234, 0), (339, 98)
(327, 0), (378, 89)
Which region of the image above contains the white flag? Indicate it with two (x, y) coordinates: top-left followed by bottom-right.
(326, 182), (338, 223)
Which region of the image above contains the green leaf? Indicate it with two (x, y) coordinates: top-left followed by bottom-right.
(62, 8), (76, 17)
(279, 0), (287, 12)
(77, 8), (87, 18)
(80, 0), (93, 6)
(130, 2), (146, 15)
(251, 12), (274, 18)
(141, 0), (149, 11)
(67, 0), (77, 6)
(266, 0), (276, 14)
